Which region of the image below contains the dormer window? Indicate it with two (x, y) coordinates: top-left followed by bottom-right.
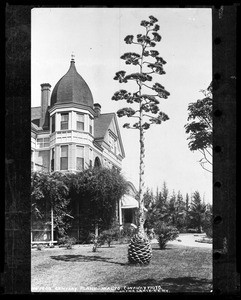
(109, 134), (117, 154)
(61, 113), (69, 130)
(76, 113), (84, 131)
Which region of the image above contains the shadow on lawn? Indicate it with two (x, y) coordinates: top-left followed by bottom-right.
(50, 254), (126, 266)
(119, 277), (212, 293)
(151, 246), (174, 251)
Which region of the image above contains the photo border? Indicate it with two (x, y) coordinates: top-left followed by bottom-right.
(3, 4), (239, 296)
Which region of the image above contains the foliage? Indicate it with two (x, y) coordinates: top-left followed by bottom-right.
(189, 191), (207, 233)
(112, 15), (170, 236)
(187, 228), (201, 233)
(175, 191), (186, 230)
(185, 83), (212, 173)
(154, 221), (179, 249)
(143, 182), (211, 235)
(203, 227), (213, 239)
(202, 204), (213, 238)
(31, 171), (71, 237)
(143, 187), (154, 208)
(98, 227), (120, 247)
(145, 228), (155, 240)
(156, 182), (169, 209)
(65, 167), (128, 241)
(184, 193), (191, 228)
(88, 232), (99, 252)
(145, 183), (170, 230)
(90, 222), (138, 247)
(31, 168), (128, 243)
(58, 236), (77, 249)
(120, 223), (138, 242)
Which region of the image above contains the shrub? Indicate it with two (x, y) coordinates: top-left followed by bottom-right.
(178, 226), (188, 234)
(37, 244), (42, 250)
(79, 227), (94, 244)
(146, 228), (155, 240)
(203, 225), (213, 238)
(154, 222), (179, 249)
(88, 233), (99, 252)
(98, 228), (120, 247)
(120, 224), (138, 243)
(187, 228), (199, 233)
(58, 235), (76, 249)
(202, 211), (213, 238)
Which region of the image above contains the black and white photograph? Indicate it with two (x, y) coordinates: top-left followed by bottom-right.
(30, 7), (213, 293)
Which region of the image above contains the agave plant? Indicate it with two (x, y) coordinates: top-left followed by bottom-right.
(112, 15), (170, 265)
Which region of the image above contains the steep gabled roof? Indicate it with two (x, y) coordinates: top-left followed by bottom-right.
(31, 106), (41, 121)
(94, 113), (125, 158)
(31, 122), (42, 132)
(94, 113), (115, 140)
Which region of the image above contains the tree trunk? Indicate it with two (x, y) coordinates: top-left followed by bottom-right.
(92, 223), (98, 252)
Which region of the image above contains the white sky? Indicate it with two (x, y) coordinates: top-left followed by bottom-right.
(31, 7), (212, 203)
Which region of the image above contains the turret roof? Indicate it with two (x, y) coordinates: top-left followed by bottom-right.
(50, 58), (94, 107)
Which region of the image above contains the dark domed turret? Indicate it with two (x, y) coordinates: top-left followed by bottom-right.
(50, 57), (94, 107)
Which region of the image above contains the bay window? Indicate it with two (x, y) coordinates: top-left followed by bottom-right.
(61, 113), (69, 130)
(76, 113), (84, 131)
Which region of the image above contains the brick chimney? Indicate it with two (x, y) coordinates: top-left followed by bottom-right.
(93, 103), (101, 118)
(40, 83), (51, 130)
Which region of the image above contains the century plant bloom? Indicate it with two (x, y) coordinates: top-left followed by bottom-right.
(112, 15), (170, 264)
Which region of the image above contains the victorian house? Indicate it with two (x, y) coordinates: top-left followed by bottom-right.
(31, 57), (138, 243)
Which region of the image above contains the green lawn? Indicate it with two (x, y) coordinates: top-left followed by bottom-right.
(31, 241), (212, 293)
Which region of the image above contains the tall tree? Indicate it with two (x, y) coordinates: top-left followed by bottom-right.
(175, 191), (186, 230)
(157, 181), (169, 207)
(143, 188), (154, 209)
(184, 83), (212, 173)
(156, 182), (170, 222)
(185, 193), (190, 229)
(189, 191), (207, 232)
(145, 184), (170, 230)
(168, 190), (177, 226)
(112, 15), (170, 264)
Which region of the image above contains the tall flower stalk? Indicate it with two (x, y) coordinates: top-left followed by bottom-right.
(112, 16), (170, 239)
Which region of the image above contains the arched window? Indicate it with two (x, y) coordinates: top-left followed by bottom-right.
(94, 157), (101, 168)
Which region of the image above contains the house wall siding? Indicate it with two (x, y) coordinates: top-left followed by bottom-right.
(35, 150), (50, 171)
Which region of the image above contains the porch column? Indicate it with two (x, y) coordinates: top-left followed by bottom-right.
(50, 205), (54, 246)
(119, 198), (123, 226)
(77, 200), (80, 242)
